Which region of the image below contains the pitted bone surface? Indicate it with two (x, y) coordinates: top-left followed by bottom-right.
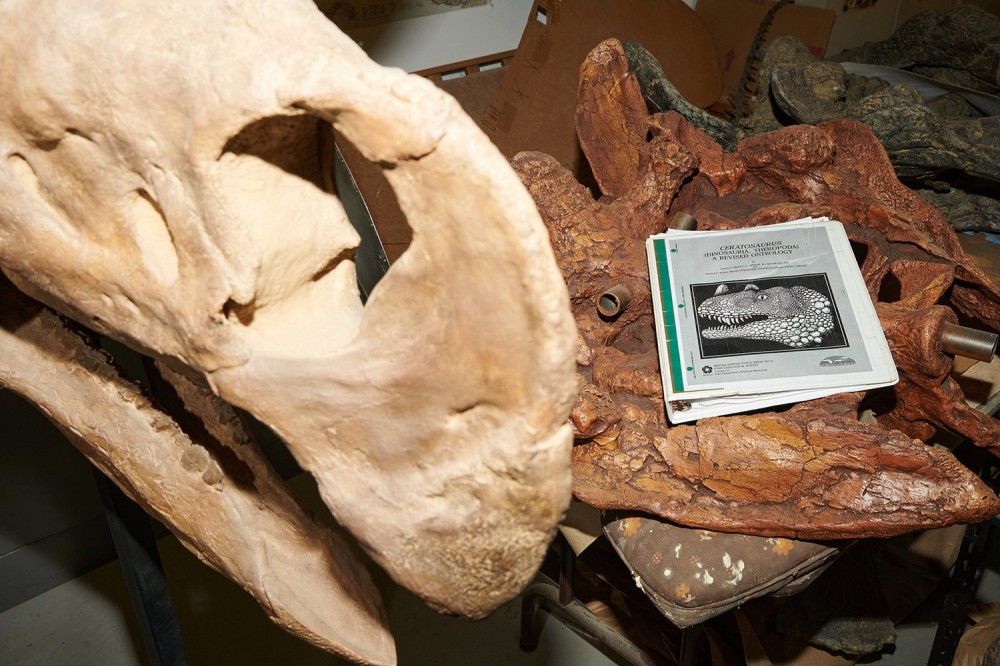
(698, 283), (834, 347)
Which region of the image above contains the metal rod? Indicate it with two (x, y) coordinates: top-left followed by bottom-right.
(598, 284), (633, 318)
(519, 580), (662, 665)
(940, 323), (998, 362)
(669, 211), (698, 230)
(926, 514), (994, 665)
(93, 469), (189, 666)
(558, 537), (575, 606)
(678, 624), (703, 666)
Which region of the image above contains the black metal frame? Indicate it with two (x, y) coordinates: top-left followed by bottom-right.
(93, 469), (188, 666)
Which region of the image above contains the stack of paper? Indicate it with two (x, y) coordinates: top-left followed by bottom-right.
(646, 217), (897, 423)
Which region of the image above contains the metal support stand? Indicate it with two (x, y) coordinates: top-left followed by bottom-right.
(927, 446), (999, 666)
(93, 469), (189, 666)
(678, 624), (703, 666)
(559, 537), (576, 606)
(519, 537), (662, 665)
(519, 581), (661, 666)
(925, 518), (993, 666)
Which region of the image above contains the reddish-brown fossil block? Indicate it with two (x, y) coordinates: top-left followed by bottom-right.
(512, 38), (1000, 540)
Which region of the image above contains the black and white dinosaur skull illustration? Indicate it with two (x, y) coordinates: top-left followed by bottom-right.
(698, 282), (835, 347)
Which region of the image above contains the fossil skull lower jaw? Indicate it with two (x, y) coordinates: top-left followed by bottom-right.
(0, 0), (578, 654)
(0, 277), (396, 665)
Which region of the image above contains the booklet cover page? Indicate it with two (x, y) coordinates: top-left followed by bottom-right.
(647, 218), (896, 406)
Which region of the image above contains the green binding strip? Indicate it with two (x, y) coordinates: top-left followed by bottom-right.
(653, 238), (685, 393)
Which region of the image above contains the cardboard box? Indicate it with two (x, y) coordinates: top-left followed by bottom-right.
(696, 0), (836, 108)
(962, 0), (1000, 15)
(822, 0), (903, 56)
(897, 0), (958, 25)
(480, 0), (723, 175)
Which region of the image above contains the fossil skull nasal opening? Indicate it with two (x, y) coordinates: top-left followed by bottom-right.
(213, 113), (364, 304)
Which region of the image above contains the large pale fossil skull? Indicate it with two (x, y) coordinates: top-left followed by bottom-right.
(0, 0), (577, 662)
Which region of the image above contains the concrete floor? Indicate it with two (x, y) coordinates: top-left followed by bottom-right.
(3, 504), (1000, 665)
(0, 515), (620, 666)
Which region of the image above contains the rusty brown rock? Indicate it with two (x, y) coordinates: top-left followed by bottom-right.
(669, 118), (1000, 451)
(512, 38), (1000, 539)
(576, 40), (650, 198)
(573, 394), (997, 539)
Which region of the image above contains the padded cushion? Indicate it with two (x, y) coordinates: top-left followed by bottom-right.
(604, 512), (844, 627)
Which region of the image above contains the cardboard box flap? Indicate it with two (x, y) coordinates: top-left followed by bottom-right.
(481, 0), (722, 173)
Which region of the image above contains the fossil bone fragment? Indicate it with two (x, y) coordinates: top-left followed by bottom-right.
(0, 0), (578, 658)
(0, 277), (394, 665)
(510, 39), (1000, 539)
(626, 33), (1000, 233)
(831, 5), (1000, 95)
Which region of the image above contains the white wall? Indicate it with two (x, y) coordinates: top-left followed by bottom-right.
(338, 0), (536, 72)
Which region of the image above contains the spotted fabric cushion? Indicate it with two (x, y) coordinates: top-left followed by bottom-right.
(604, 512), (845, 628)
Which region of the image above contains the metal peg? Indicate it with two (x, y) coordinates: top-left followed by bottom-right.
(597, 284), (632, 317)
(669, 211), (698, 230)
(940, 323), (998, 362)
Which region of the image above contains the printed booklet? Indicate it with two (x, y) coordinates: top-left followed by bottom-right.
(646, 217), (897, 423)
